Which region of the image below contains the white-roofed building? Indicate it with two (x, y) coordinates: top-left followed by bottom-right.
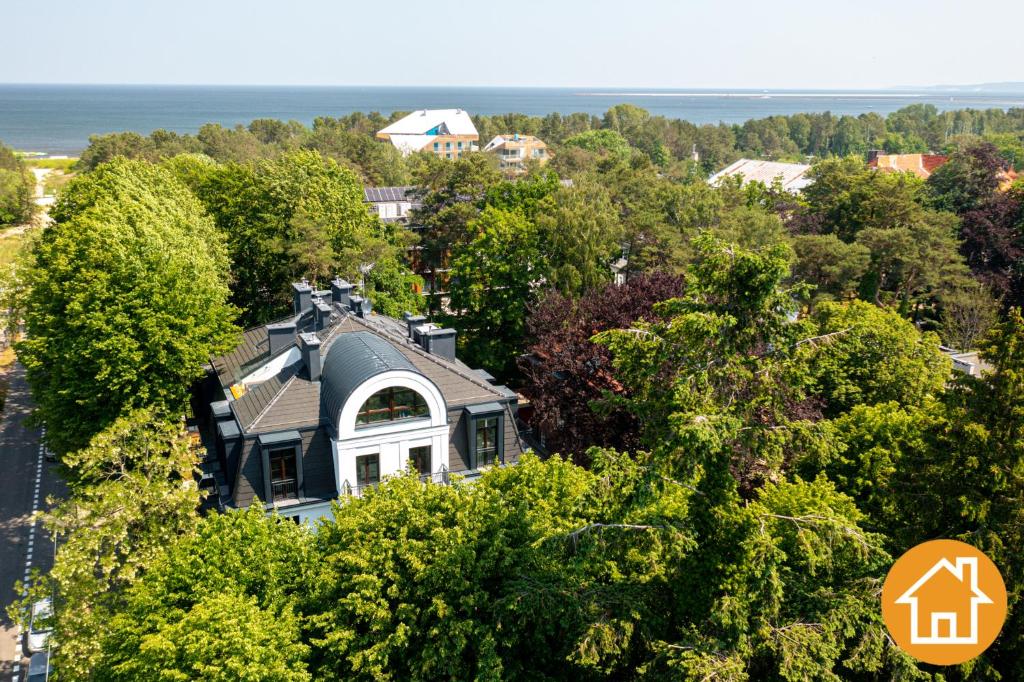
(709, 158), (812, 193)
(376, 109), (479, 158)
(483, 134), (550, 174)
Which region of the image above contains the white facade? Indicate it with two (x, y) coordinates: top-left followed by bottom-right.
(329, 369), (450, 495)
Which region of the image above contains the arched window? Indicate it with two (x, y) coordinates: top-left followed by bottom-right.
(356, 386), (429, 426)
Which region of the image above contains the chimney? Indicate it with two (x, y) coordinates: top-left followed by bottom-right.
(266, 320), (297, 356)
(299, 333), (321, 382)
(292, 279), (313, 315)
(331, 277), (353, 308)
(357, 298), (372, 318)
(314, 299), (333, 331)
(406, 314), (427, 339)
(422, 327), (457, 361)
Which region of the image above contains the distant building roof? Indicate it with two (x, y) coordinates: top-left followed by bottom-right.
(940, 346), (993, 377)
(709, 159), (812, 192)
(376, 109), (478, 154)
(866, 152), (948, 179)
(482, 134), (547, 152)
(363, 186), (418, 203)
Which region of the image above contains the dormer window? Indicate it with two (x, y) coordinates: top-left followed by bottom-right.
(463, 403), (505, 469)
(356, 386), (429, 426)
(269, 447), (298, 501)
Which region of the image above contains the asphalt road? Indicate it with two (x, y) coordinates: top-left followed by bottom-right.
(0, 362), (64, 682)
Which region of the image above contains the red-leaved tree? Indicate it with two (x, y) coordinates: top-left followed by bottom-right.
(519, 272), (685, 463)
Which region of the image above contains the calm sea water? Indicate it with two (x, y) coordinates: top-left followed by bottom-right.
(3, 84), (1024, 155)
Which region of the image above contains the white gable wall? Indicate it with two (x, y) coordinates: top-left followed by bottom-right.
(331, 369), (450, 495)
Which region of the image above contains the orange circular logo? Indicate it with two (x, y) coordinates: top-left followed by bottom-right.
(882, 539), (1007, 665)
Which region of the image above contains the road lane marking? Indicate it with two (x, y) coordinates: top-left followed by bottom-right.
(12, 427), (49, 682)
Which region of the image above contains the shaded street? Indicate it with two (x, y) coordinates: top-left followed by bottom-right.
(0, 362), (64, 682)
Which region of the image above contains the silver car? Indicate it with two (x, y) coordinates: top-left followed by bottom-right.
(26, 598), (52, 653)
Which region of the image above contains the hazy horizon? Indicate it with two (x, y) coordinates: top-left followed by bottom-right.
(4, 0), (1023, 90)
(2, 83), (1023, 91)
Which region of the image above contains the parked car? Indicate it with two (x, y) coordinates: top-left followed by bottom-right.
(26, 598), (52, 653)
(27, 651), (49, 682)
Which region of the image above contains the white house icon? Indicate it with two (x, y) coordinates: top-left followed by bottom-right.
(895, 557), (994, 645)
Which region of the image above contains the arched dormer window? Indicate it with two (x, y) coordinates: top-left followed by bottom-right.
(356, 386), (430, 426)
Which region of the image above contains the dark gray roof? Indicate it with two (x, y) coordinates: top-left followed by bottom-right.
(211, 303), (515, 436)
(321, 331), (423, 429)
(464, 401), (505, 415)
(257, 431), (302, 445)
(363, 186), (417, 203)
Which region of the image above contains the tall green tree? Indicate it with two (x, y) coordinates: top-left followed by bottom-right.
(168, 150), (383, 325)
(445, 206), (545, 378)
(0, 140), (35, 225)
(534, 177), (623, 295)
(12, 409), (202, 679)
(18, 158), (237, 454)
(804, 300), (950, 417)
(98, 507), (314, 682)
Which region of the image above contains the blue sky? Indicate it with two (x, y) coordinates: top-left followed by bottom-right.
(3, 0), (1022, 88)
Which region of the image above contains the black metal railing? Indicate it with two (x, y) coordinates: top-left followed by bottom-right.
(272, 478), (297, 501)
(341, 465), (449, 497)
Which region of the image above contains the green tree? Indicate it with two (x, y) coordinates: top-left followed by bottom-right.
(169, 150), (382, 324)
(364, 254), (426, 317)
(446, 206), (545, 378)
(562, 129), (633, 161)
(534, 177), (623, 295)
(790, 234), (870, 303)
(17, 158), (237, 454)
(98, 507), (314, 682)
(0, 141), (35, 225)
(804, 300), (949, 416)
(854, 209), (970, 313)
(798, 156), (927, 241)
(12, 409), (201, 679)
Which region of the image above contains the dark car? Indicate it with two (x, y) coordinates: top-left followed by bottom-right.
(27, 651), (49, 682)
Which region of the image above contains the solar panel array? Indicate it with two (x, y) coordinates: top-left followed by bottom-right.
(363, 186), (416, 203)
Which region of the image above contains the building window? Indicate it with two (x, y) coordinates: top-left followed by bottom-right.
(409, 445), (431, 475)
(356, 453), (379, 488)
(433, 142), (439, 151)
(445, 141), (451, 150)
(356, 386), (430, 426)
(457, 141), (463, 150)
(269, 447), (298, 501)
(475, 416), (499, 467)
(446, 153), (452, 159)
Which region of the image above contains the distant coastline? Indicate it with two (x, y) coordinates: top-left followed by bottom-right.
(3, 84), (1024, 156)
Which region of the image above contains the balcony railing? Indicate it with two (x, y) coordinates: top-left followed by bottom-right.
(341, 465), (449, 497)
(272, 478), (297, 501)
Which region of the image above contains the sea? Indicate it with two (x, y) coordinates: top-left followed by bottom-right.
(3, 84), (1024, 156)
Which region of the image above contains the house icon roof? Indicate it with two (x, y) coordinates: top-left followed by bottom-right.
(895, 557), (994, 645)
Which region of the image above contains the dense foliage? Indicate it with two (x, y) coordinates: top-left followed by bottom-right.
(11, 102), (1024, 680)
(16, 158), (238, 454)
(76, 103), (1024, 179)
(0, 140), (35, 225)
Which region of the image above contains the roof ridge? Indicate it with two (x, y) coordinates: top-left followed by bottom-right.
(349, 314), (506, 396)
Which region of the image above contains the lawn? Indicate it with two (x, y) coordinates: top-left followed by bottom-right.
(23, 157), (78, 171)
(0, 230), (26, 268)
